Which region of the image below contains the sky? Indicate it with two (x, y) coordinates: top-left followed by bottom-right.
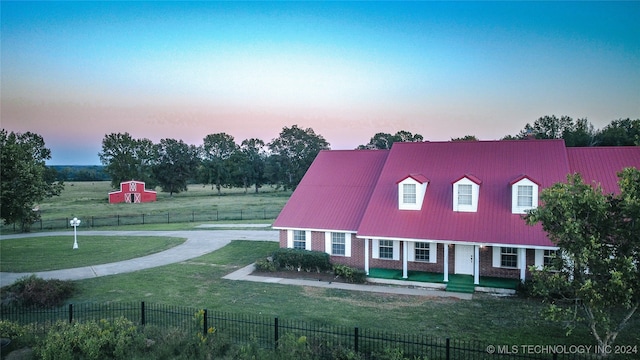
(2, 1), (639, 165)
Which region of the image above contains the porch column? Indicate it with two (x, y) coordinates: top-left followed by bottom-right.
(364, 239), (370, 275)
(443, 243), (449, 282)
(474, 245), (480, 285)
(402, 241), (408, 279)
(519, 248), (527, 282)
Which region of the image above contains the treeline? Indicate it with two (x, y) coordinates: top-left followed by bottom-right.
(501, 116), (640, 146)
(50, 166), (110, 182)
(99, 125), (330, 195)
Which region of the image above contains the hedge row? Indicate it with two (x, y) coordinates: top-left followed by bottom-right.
(255, 249), (367, 283)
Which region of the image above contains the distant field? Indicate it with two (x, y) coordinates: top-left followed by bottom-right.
(4, 182), (291, 232)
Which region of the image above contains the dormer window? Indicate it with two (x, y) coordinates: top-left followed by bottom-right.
(397, 174), (429, 210)
(517, 185), (533, 207)
(458, 185), (472, 205)
(452, 175), (481, 212)
(403, 183), (416, 204)
(510, 175), (539, 214)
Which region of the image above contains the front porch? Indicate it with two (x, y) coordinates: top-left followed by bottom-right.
(367, 268), (520, 294)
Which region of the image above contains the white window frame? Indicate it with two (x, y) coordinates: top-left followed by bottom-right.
(324, 232), (352, 257)
(398, 177), (428, 210)
(403, 183), (417, 204)
(458, 184), (472, 205)
(407, 241), (437, 263)
(372, 239), (400, 260)
(534, 249), (559, 270)
(287, 230), (311, 251)
(492, 246), (519, 268)
(511, 178), (539, 214)
(453, 177), (480, 212)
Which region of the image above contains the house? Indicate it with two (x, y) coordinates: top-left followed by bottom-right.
(272, 140), (640, 290)
(108, 180), (157, 204)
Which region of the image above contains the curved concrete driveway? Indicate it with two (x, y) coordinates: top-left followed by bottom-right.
(0, 229), (278, 287)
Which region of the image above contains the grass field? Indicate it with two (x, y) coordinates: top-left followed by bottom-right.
(34, 181), (291, 221)
(2, 182), (639, 349)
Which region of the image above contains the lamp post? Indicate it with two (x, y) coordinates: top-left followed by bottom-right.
(70, 217), (81, 249)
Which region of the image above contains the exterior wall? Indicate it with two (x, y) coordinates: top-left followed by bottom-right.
(279, 230), (287, 248)
(477, 247), (535, 280)
(310, 231), (325, 252)
(329, 237), (366, 268)
(407, 243), (444, 273)
(277, 231), (539, 281)
(478, 247), (518, 279)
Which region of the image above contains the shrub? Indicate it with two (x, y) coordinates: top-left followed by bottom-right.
(271, 248), (332, 273)
(276, 333), (316, 360)
(332, 345), (365, 360)
(254, 257), (277, 272)
(371, 347), (428, 360)
(36, 317), (143, 360)
(333, 264), (367, 284)
(0, 320), (40, 351)
(1, 275), (75, 308)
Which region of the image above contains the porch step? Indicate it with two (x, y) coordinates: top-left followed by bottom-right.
(445, 274), (475, 293)
(445, 282), (475, 294)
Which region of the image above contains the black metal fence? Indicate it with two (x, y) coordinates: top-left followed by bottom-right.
(0, 302), (598, 360)
(13, 208), (282, 231)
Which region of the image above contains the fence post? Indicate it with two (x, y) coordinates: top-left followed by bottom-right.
(91, 216), (94, 228)
(68, 304), (73, 323)
(274, 317), (279, 350)
(141, 301), (145, 326)
(354, 327), (359, 353)
(203, 309), (208, 335)
(445, 338), (450, 360)
(66, 218), (69, 228)
(240, 209), (243, 220)
(142, 213), (145, 225)
(117, 214), (120, 226)
(264, 208), (266, 219)
(167, 213), (170, 224)
(216, 210), (218, 221)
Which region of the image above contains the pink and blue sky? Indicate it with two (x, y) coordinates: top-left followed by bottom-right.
(2, 1), (639, 165)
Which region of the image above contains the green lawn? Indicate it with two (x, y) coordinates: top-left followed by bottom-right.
(0, 236), (185, 272)
(67, 240), (640, 347)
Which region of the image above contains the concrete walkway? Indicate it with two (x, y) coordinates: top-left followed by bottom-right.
(1, 228), (472, 299)
(224, 264), (473, 300)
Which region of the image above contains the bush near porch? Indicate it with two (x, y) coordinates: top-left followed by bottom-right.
(255, 248), (367, 284)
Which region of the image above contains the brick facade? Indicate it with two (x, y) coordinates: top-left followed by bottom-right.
(280, 230), (538, 280)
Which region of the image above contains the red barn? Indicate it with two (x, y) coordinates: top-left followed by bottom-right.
(108, 180), (157, 204)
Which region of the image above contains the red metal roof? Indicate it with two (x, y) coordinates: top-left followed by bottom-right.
(272, 150), (389, 231)
(567, 147), (640, 194)
(356, 140), (571, 247)
(452, 174), (482, 185)
(396, 174), (430, 184)
(274, 140), (640, 248)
